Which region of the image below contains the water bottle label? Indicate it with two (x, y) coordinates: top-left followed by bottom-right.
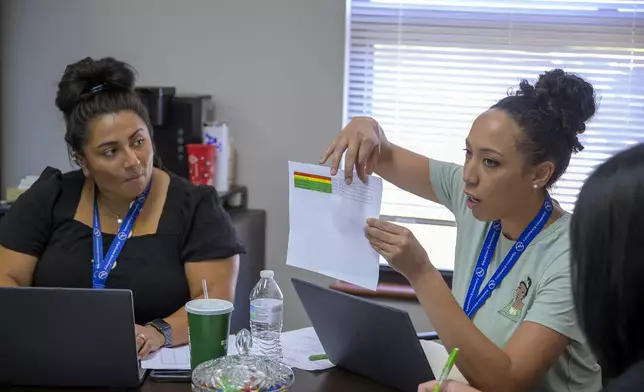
(250, 302), (283, 325)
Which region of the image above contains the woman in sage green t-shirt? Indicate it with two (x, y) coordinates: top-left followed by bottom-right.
(320, 69), (602, 392)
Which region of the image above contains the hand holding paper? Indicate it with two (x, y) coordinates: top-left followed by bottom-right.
(286, 161), (382, 290)
(364, 218), (432, 282)
(319, 117), (385, 185)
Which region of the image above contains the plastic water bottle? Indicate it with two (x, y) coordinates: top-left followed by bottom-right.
(249, 270), (284, 361)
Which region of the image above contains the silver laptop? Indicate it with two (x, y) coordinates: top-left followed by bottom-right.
(292, 278), (435, 392)
(0, 286), (146, 388)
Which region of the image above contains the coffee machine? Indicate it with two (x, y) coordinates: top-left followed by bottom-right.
(136, 87), (215, 179)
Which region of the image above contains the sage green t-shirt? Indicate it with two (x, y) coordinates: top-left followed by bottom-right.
(429, 159), (602, 392)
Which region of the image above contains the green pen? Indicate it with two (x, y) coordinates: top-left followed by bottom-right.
(308, 353), (328, 361)
(433, 348), (460, 392)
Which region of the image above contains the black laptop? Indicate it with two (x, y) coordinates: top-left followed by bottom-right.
(291, 278), (435, 392)
(0, 286), (146, 388)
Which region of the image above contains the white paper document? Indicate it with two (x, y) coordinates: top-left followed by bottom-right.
(141, 339), (237, 370)
(141, 327), (333, 371)
(280, 327), (334, 371)
(141, 345), (190, 370)
(286, 161), (383, 290)
(420, 340), (468, 384)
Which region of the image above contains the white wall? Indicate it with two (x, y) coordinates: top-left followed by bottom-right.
(1, 0), (434, 332)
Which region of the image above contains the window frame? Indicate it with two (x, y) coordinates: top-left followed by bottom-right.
(342, 0), (644, 292)
(341, 0), (461, 288)
(342, 2), (460, 286)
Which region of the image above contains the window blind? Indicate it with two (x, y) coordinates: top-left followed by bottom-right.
(346, 0), (644, 228)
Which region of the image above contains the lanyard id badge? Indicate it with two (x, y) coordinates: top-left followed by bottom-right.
(92, 179), (152, 289)
(463, 195), (553, 319)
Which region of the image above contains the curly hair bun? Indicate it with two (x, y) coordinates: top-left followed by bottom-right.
(55, 57), (137, 116)
(519, 69), (596, 137)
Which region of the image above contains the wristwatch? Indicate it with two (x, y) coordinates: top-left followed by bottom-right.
(146, 318), (172, 348)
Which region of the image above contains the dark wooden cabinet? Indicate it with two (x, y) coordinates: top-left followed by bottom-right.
(227, 208), (266, 332)
(0, 205), (9, 221)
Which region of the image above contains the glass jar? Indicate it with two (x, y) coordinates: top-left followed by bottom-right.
(191, 328), (295, 392)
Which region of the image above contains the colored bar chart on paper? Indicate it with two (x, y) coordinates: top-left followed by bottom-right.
(287, 161), (383, 291)
(293, 171), (332, 194)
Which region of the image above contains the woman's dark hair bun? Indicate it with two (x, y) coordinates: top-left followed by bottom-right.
(54, 56), (156, 165)
(492, 69), (596, 187)
(55, 56), (137, 115)
(519, 69), (596, 136)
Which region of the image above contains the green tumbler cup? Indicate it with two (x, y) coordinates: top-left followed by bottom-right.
(185, 298), (234, 370)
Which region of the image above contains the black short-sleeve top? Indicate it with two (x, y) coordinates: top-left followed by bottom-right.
(0, 167), (245, 325)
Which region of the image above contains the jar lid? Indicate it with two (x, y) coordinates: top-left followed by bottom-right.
(191, 329), (295, 392)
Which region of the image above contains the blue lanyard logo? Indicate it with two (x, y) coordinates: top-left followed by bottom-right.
(463, 196), (553, 319)
(92, 180), (152, 289)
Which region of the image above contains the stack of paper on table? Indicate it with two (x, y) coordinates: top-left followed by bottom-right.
(141, 326), (467, 384)
(140, 343), (191, 370)
(140, 327), (333, 372)
(285, 161), (383, 290)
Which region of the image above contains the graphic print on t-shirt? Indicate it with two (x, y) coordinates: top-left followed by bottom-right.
(498, 277), (532, 322)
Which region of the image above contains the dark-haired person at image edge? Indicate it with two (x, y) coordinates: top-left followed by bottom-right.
(321, 69), (603, 392)
(419, 143), (644, 392)
(0, 57), (244, 359)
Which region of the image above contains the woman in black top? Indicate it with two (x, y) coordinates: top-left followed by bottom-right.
(422, 143), (644, 392)
(568, 142), (644, 391)
(0, 57), (244, 359)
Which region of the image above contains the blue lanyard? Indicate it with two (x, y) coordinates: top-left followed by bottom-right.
(463, 195), (553, 319)
(92, 180), (152, 289)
